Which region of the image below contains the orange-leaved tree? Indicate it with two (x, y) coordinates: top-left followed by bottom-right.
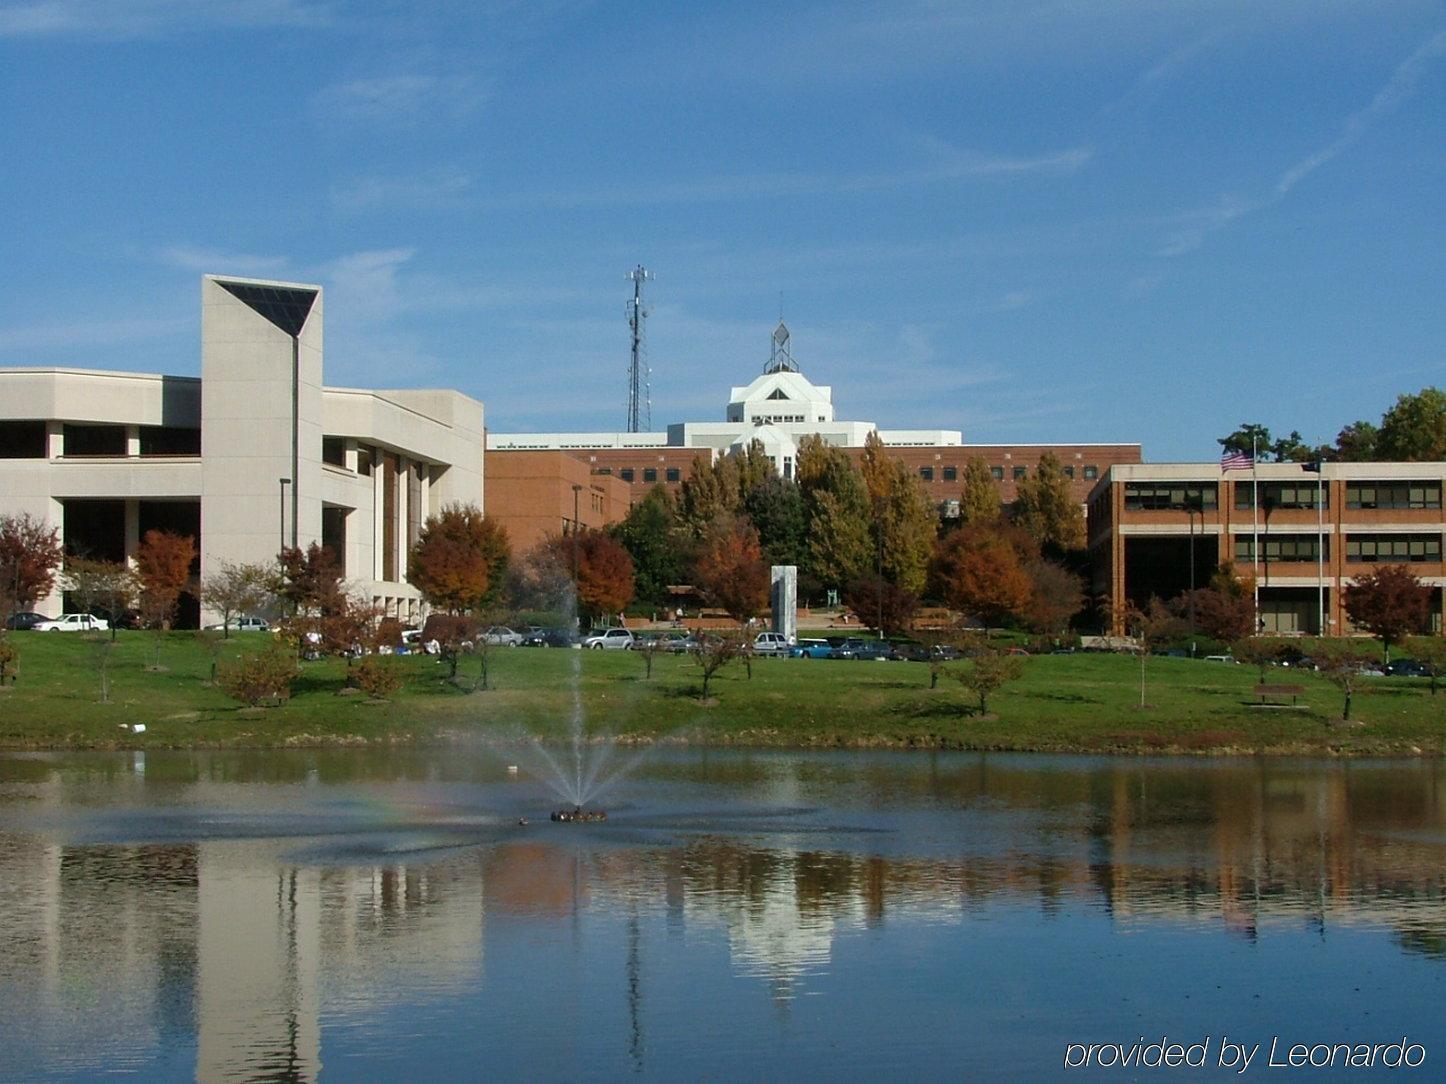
(408, 502), (511, 613)
(539, 528), (635, 624)
(931, 526), (1034, 627)
(134, 530), (197, 630)
(694, 515), (770, 624)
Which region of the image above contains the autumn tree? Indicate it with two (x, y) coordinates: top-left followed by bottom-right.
(277, 543), (344, 616)
(1343, 564), (1434, 663)
(950, 651), (1025, 715)
(1013, 452), (1084, 553)
(690, 631), (743, 699)
(1377, 387), (1446, 462)
(797, 435), (871, 593)
(741, 472), (807, 570)
(408, 502), (511, 613)
(62, 559), (138, 641)
(537, 529), (635, 624)
(1186, 562), (1256, 643)
(134, 530), (197, 630)
(611, 485), (687, 606)
(931, 527), (1034, 627)
(678, 446), (772, 537)
(859, 434), (938, 596)
(693, 516), (770, 623)
(1314, 642), (1377, 722)
(1122, 598), (1190, 708)
(841, 574), (919, 637)
(201, 560), (274, 638)
(0, 512), (63, 619)
(958, 457), (1002, 526)
(1024, 558), (1086, 636)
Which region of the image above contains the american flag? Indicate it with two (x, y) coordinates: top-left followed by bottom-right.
(1220, 450), (1254, 471)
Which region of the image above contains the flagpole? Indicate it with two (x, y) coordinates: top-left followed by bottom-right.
(1252, 435), (1260, 635)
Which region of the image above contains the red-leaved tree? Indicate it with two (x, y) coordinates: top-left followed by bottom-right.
(0, 512), (64, 618)
(537, 529), (635, 624)
(931, 527), (1035, 627)
(277, 543), (344, 616)
(1344, 564), (1434, 662)
(408, 503), (511, 613)
(693, 516), (771, 624)
(134, 530), (197, 629)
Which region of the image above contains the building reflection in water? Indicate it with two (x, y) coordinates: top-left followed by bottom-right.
(0, 753), (1441, 1079)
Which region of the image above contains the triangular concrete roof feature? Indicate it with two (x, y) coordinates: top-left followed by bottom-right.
(728, 369), (832, 407)
(214, 279), (318, 337)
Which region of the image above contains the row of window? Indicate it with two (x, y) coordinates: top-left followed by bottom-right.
(0, 421), (204, 458)
(597, 466), (682, 484)
(1133, 480), (1442, 513)
(1123, 483), (1219, 511)
(1233, 534), (1442, 563)
(1345, 482), (1441, 510)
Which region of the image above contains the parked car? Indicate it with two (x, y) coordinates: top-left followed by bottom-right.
(1386, 658), (1430, 678)
(658, 632), (699, 653)
(203, 616), (270, 632)
(852, 639), (904, 661)
(522, 627), (578, 648)
(1201, 654), (1237, 664)
(4, 611), (51, 631)
(482, 626), (524, 647)
(582, 628), (635, 651)
(33, 613), (109, 632)
(751, 632), (792, 655)
(789, 638), (834, 659)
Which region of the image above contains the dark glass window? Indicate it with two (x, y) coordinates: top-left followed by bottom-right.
(1235, 536), (1328, 562)
(1083, 465), (1099, 480)
(0, 420), (46, 458)
(1064, 466), (1075, 479)
(1235, 482), (1327, 510)
(1012, 466), (1027, 481)
(63, 424), (126, 456)
(643, 468), (657, 483)
(919, 467), (934, 482)
(1346, 535), (1441, 563)
(942, 465), (957, 482)
(665, 468), (680, 483)
(1345, 482), (1441, 510)
(322, 436), (346, 467)
(1123, 482), (1219, 511)
(991, 466), (1004, 480)
(595, 467), (612, 475)
(357, 444), (373, 476)
(620, 468), (635, 482)
(214, 280), (318, 336)
(139, 426), (201, 456)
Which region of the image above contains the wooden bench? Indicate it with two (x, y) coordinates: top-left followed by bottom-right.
(1253, 683), (1306, 706)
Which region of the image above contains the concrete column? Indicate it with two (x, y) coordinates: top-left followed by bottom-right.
(420, 463), (431, 521)
(124, 500), (140, 566)
(45, 421), (63, 459)
(125, 426), (140, 457)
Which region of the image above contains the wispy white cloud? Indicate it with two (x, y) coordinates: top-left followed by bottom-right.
(320, 248), (415, 324)
(992, 291), (1033, 312)
(158, 244), (289, 277)
(1156, 27), (1446, 256)
(330, 169), (474, 211)
(0, 0), (329, 38)
(310, 73), (488, 125)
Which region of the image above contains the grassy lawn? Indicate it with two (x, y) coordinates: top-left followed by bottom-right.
(0, 631), (1439, 754)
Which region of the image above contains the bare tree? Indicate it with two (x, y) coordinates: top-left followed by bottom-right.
(201, 560), (274, 638)
(690, 632), (743, 699)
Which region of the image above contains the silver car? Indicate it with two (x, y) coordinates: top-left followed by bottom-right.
(482, 626), (524, 647)
(582, 628), (635, 650)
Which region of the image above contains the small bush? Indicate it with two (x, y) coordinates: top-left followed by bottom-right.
(0, 635), (17, 685)
(218, 648), (299, 707)
(351, 656), (402, 700)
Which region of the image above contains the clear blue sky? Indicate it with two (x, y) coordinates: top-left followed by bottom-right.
(2, 1), (1442, 459)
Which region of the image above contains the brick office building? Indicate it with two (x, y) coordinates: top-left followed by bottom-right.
(1088, 462), (1446, 635)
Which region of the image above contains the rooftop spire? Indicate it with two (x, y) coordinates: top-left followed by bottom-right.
(765, 319), (798, 374)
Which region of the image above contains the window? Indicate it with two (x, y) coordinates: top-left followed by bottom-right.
(942, 465), (957, 482)
(1345, 534), (1442, 563)
(991, 466), (1005, 481)
(1345, 482), (1441, 510)
(595, 467), (612, 475)
(1234, 535), (1327, 562)
(62, 424), (126, 457)
(1235, 482), (1327, 510)
(356, 444), (373, 476)
(665, 468), (680, 483)
(919, 467), (934, 482)
(322, 436), (346, 467)
(643, 468), (657, 483)
(1123, 482), (1219, 511)
(620, 468), (635, 482)
(1012, 466), (1027, 481)
(1083, 465), (1099, 480)
(1064, 466), (1075, 480)
(0, 420), (47, 458)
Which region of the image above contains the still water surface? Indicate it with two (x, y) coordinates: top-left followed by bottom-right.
(0, 749), (1442, 1081)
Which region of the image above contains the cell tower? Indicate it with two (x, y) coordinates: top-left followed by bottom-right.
(626, 265), (652, 432)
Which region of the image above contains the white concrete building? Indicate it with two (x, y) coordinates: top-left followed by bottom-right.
(0, 275), (485, 625)
(487, 320), (962, 479)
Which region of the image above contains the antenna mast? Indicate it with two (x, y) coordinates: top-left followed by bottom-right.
(626, 265), (653, 432)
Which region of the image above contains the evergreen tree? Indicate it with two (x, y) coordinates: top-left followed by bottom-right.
(741, 473), (806, 569)
(610, 485), (686, 605)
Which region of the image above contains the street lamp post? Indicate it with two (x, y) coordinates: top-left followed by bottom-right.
(278, 477), (291, 554)
(571, 484), (584, 623)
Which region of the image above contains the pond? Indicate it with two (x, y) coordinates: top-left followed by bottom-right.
(1, 749), (1442, 1080)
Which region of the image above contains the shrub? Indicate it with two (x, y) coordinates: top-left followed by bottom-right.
(351, 656), (402, 700)
(0, 635), (17, 685)
(218, 648), (299, 707)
